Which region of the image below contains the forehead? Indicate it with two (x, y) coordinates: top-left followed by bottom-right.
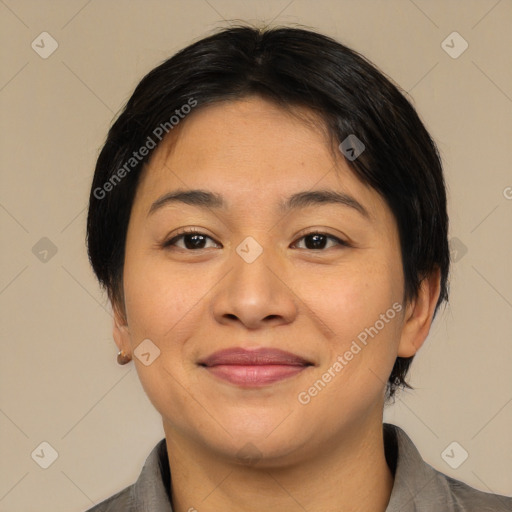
(147, 97), (334, 175)
(132, 97), (387, 223)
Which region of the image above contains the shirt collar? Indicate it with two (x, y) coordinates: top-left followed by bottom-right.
(131, 437), (173, 510)
(130, 423), (445, 511)
(383, 422), (443, 511)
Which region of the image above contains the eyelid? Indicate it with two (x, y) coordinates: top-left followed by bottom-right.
(162, 227), (220, 248)
(293, 227), (351, 247)
(161, 227), (351, 250)
(291, 232), (350, 250)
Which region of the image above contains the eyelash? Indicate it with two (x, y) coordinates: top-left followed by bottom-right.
(161, 228), (350, 251)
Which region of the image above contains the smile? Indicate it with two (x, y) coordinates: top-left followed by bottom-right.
(203, 364), (310, 386)
(198, 347), (314, 387)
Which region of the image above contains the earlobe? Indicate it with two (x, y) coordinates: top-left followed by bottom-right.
(397, 267), (442, 358)
(112, 300), (131, 355)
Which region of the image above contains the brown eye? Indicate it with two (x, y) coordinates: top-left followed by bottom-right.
(162, 230), (349, 252)
(292, 232), (349, 250)
(163, 230), (220, 250)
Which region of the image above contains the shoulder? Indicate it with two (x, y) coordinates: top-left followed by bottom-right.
(433, 469), (512, 511)
(81, 438), (171, 512)
(83, 485), (135, 512)
(385, 423), (512, 512)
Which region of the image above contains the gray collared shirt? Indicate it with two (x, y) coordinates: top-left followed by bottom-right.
(84, 423), (512, 511)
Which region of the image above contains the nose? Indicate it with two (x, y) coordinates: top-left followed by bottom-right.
(211, 243), (299, 330)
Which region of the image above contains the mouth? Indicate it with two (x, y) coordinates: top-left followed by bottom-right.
(198, 347), (314, 387)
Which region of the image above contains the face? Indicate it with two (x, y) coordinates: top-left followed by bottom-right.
(114, 96), (415, 466)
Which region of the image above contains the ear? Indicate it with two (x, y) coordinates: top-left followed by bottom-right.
(398, 267), (442, 358)
(112, 299), (131, 355)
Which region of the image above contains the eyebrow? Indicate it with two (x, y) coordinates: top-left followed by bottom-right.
(148, 188), (370, 219)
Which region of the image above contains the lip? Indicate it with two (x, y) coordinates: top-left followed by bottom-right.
(198, 347), (313, 387)
(199, 347), (312, 366)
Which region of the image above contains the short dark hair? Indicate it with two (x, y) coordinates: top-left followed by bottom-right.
(86, 25), (450, 401)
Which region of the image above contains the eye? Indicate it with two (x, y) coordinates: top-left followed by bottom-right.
(292, 231), (349, 251)
(162, 228), (220, 250)
(162, 229), (349, 252)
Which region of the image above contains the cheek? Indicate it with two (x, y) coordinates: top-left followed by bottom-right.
(122, 256), (207, 421)
(123, 253), (205, 341)
(294, 274), (401, 425)
(304, 260), (401, 338)
(302, 259), (403, 389)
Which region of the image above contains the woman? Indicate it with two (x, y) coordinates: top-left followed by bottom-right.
(85, 25), (511, 512)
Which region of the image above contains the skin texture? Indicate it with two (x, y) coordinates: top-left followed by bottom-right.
(112, 96), (441, 512)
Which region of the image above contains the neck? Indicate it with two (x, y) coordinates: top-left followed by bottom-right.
(163, 414), (394, 512)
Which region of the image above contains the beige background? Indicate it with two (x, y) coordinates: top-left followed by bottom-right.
(1, 1), (511, 510)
